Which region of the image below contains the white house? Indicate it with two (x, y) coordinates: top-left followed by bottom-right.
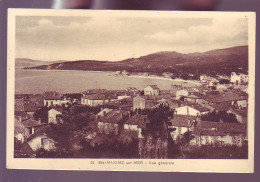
(132, 95), (157, 111)
(144, 85), (160, 96)
(96, 107), (113, 118)
(191, 121), (246, 146)
(48, 108), (63, 124)
(97, 110), (128, 135)
(118, 95), (131, 100)
(168, 115), (198, 140)
(27, 134), (56, 152)
(15, 114), (44, 143)
(175, 105), (210, 116)
(176, 89), (189, 100)
(44, 91), (70, 106)
(230, 72), (249, 84)
(14, 117), (30, 143)
(81, 94), (117, 106)
(44, 98), (70, 107)
(124, 114), (149, 138)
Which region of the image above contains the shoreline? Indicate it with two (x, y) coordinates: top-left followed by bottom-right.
(20, 68), (115, 73)
(19, 68), (202, 86)
(128, 74), (201, 85)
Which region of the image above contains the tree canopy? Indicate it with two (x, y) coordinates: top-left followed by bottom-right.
(201, 110), (238, 123)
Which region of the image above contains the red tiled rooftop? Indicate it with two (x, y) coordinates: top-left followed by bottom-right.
(22, 119), (45, 128)
(203, 90), (248, 103)
(27, 125), (53, 142)
(23, 102), (38, 112)
(169, 115), (197, 127)
(44, 91), (63, 100)
(82, 94), (107, 100)
(125, 114), (149, 127)
(192, 120), (246, 136)
(98, 110), (128, 124)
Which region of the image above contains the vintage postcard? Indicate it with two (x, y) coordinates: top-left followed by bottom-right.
(7, 9), (255, 173)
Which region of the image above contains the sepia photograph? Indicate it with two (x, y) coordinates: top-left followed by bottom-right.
(7, 9), (255, 172)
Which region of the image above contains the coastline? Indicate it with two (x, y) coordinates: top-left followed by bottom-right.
(127, 74), (201, 85)
(19, 68), (116, 74)
(19, 68), (202, 85)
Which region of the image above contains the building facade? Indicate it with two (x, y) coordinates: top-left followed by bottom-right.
(144, 85), (160, 96)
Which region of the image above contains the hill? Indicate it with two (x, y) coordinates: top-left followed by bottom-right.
(24, 45), (248, 78)
(15, 58), (70, 69)
(15, 58), (48, 69)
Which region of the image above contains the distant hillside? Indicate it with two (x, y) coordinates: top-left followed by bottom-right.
(26, 45), (248, 78)
(15, 58), (49, 69)
(15, 58), (69, 69)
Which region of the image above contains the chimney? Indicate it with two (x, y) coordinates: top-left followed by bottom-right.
(19, 116), (22, 123)
(128, 111), (131, 119)
(38, 118), (41, 124)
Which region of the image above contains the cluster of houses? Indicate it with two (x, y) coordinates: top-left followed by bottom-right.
(14, 72), (249, 157)
(14, 92), (67, 156)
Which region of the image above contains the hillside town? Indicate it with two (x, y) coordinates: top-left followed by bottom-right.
(14, 72), (249, 159)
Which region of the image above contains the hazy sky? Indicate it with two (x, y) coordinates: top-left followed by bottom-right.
(15, 15), (248, 61)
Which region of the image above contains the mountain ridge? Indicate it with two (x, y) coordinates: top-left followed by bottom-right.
(21, 45), (248, 78)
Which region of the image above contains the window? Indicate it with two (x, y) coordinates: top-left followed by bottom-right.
(178, 127), (182, 134)
(29, 127), (34, 135)
(41, 138), (48, 146)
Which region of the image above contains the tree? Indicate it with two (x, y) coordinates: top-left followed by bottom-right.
(219, 79), (230, 84)
(142, 105), (173, 138)
(140, 105), (174, 158)
(201, 111), (238, 123)
(62, 105), (96, 130)
(46, 123), (71, 152)
(117, 130), (138, 157)
(176, 131), (195, 146)
(33, 106), (49, 123)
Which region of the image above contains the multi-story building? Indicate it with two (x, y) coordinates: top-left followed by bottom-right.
(144, 85), (160, 96)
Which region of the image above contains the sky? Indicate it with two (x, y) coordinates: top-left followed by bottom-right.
(15, 15), (248, 62)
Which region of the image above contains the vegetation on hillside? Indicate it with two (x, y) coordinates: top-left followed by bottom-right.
(25, 45), (248, 79)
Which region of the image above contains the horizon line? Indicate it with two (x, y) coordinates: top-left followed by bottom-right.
(15, 44), (248, 63)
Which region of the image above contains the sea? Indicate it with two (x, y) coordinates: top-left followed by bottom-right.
(15, 69), (200, 94)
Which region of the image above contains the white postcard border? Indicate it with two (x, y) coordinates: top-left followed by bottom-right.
(6, 9), (256, 173)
